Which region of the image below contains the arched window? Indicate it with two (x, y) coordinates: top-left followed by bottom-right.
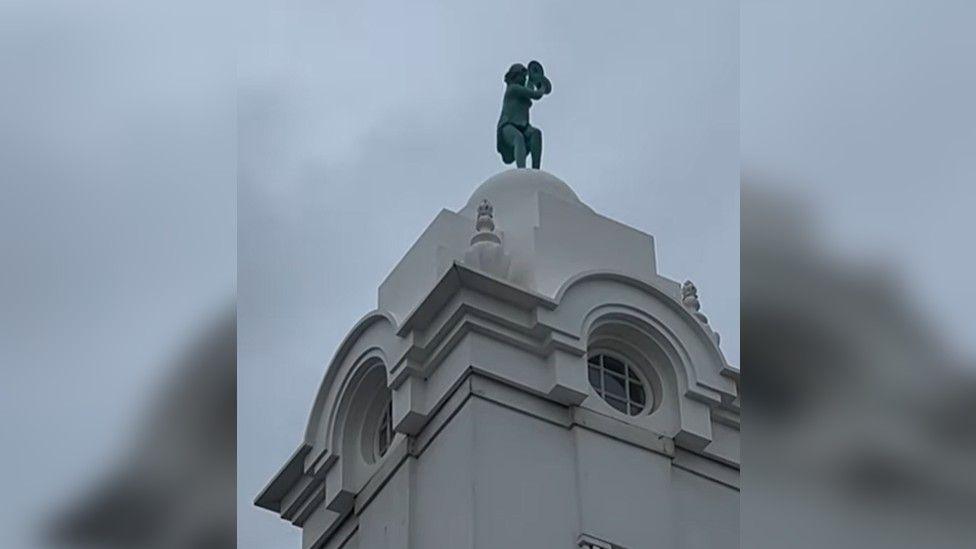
(587, 353), (648, 415)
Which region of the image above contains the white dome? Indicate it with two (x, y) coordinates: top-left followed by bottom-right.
(379, 168), (656, 323)
(462, 169), (590, 216)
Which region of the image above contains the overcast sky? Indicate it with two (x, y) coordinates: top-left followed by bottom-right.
(238, 1), (738, 547)
(1, 2), (236, 547)
(741, 0), (976, 357)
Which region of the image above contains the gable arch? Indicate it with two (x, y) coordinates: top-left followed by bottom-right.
(551, 271), (735, 402)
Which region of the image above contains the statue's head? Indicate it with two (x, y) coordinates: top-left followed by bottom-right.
(504, 63), (528, 85)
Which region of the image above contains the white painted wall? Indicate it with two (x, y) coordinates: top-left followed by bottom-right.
(332, 387), (737, 549)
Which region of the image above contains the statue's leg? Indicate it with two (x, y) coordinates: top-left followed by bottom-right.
(501, 125), (527, 168)
(526, 127), (542, 169)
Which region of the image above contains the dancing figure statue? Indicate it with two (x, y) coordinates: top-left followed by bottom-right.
(497, 61), (551, 169)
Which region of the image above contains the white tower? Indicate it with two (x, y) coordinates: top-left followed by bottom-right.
(256, 169), (740, 549)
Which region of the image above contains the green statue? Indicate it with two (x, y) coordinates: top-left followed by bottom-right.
(497, 61), (552, 169)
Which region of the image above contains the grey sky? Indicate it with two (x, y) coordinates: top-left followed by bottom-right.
(238, 0), (739, 548)
(238, 1), (738, 547)
(741, 0), (976, 359)
(0, 2), (235, 547)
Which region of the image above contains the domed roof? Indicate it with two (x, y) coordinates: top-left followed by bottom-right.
(462, 169), (589, 215)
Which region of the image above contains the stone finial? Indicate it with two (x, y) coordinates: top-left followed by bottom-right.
(471, 199), (501, 246)
(465, 199), (510, 278)
(681, 280), (710, 324)
(477, 198), (493, 218)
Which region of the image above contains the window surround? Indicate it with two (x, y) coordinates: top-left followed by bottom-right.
(578, 533), (621, 549)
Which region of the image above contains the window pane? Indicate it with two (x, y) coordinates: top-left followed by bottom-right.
(377, 401), (393, 458)
(605, 395), (628, 414)
(588, 365), (602, 389)
(586, 353), (650, 416)
(629, 381), (645, 405)
(603, 355), (626, 375)
(603, 371), (627, 399)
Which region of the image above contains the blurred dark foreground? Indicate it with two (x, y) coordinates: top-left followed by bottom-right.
(0, 2), (236, 548)
(50, 312), (236, 549)
(741, 184), (976, 549)
(740, 2), (976, 548)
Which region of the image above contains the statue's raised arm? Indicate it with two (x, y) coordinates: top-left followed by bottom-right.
(497, 61), (551, 169)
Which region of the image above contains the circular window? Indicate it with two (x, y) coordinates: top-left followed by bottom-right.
(361, 389), (395, 464)
(375, 400), (394, 459)
(587, 353), (648, 415)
